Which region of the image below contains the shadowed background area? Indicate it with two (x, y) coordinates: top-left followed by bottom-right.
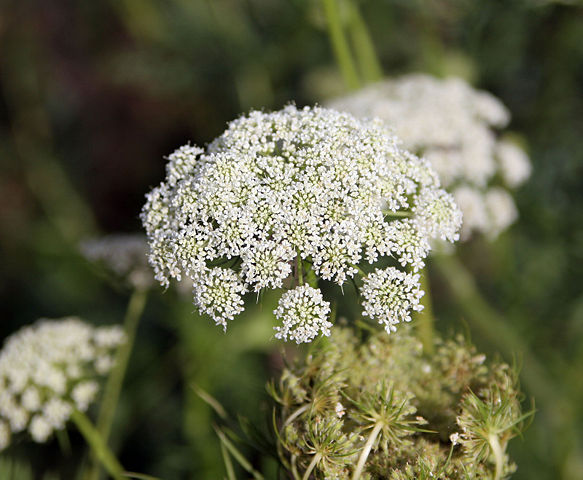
(1, 0), (582, 478)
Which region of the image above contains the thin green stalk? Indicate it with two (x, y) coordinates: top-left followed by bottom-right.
(221, 441), (237, 480)
(321, 0), (360, 90)
(71, 410), (125, 480)
(346, 0), (383, 84)
(352, 422), (382, 480)
(415, 268), (435, 355)
(284, 404), (310, 427)
(302, 452), (322, 480)
(87, 288), (148, 480)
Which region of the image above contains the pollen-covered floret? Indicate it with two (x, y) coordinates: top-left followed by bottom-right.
(328, 75), (531, 240)
(0, 318), (125, 450)
(141, 105), (462, 339)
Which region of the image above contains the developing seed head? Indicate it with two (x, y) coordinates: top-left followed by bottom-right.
(271, 326), (529, 479)
(141, 105), (461, 339)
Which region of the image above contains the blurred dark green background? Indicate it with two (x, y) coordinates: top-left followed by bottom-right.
(1, 0), (582, 479)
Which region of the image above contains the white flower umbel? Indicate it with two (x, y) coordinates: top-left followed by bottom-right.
(192, 267), (247, 330)
(361, 267), (424, 333)
(0, 318), (125, 450)
(328, 75), (531, 240)
(274, 285), (332, 344)
(141, 105), (462, 339)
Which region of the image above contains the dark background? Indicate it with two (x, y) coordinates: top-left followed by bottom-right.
(1, 0), (582, 478)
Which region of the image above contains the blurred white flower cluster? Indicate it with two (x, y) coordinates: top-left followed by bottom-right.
(141, 105), (462, 341)
(328, 74), (532, 240)
(80, 234), (153, 289)
(0, 318), (125, 449)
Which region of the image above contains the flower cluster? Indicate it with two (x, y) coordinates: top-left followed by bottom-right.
(274, 285), (332, 343)
(270, 326), (528, 479)
(141, 105), (462, 340)
(80, 234), (153, 289)
(0, 318), (125, 449)
(328, 74), (531, 240)
(361, 268), (424, 333)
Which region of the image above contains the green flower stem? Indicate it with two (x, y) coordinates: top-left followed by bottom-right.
(488, 433), (504, 480)
(284, 404), (310, 427)
(346, 0), (383, 84)
(297, 254), (304, 286)
(433, 254), (571, 426)
(415, 268), (435, 355)
(302, 452), (322, 480)
(71, 410), (125, 480)
(382, 210), (412, 218)
(87, 287), (148, 480)
(350, 263), (367, 278)
(352, 422), (382, 480)
(291, 454), (301, 480)
(321, 0), (360, 90)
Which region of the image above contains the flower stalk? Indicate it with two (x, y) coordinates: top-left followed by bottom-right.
(88, 287), (148, 480)
(352, 422), (382, 480)
(321, 0), (360, 89)
(71, 410), (125, 480)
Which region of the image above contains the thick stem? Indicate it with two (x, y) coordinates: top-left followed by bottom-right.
(302, 452), (322, 480)
(321, 0), (360, 89)
(87, 288), (148, 480)
(352, 422), (382, 480)
(415, 268), (435, 354)
(71, 410), (125, 480)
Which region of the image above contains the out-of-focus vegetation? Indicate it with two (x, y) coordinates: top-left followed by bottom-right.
(1, 0), (582, 478)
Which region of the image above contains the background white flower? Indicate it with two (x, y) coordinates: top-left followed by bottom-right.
(328, 75), (531, 240)
(141, 105), (462, 339)
(0, 317), (125, 450)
